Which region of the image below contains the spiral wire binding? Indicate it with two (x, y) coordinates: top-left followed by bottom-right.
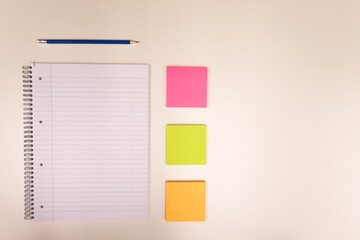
(23, 65), (34, 220)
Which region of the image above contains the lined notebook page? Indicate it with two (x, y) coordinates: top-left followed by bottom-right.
(31, 63), (149, 221)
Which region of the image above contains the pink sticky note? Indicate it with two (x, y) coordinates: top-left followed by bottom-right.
(166, 66), (207, 108)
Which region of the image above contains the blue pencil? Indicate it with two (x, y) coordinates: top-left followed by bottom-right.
(37, 39), (139, 44)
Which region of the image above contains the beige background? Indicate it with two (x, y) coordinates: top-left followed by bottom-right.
(1, 0), (360, 239)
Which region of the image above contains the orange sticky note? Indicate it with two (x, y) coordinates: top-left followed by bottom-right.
(165, 181), (206, 222)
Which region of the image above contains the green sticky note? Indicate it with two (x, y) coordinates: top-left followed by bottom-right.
(166, 125), (206, 165)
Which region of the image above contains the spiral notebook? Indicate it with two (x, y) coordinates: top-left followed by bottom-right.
(23, 63), (149, 221)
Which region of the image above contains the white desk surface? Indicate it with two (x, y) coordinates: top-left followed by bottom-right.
(1, 0), (360, 239)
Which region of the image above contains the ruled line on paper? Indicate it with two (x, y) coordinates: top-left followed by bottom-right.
(35, 85), (149, 88)
(35, 210), (148, 213)
(41, 77), (148, 79)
